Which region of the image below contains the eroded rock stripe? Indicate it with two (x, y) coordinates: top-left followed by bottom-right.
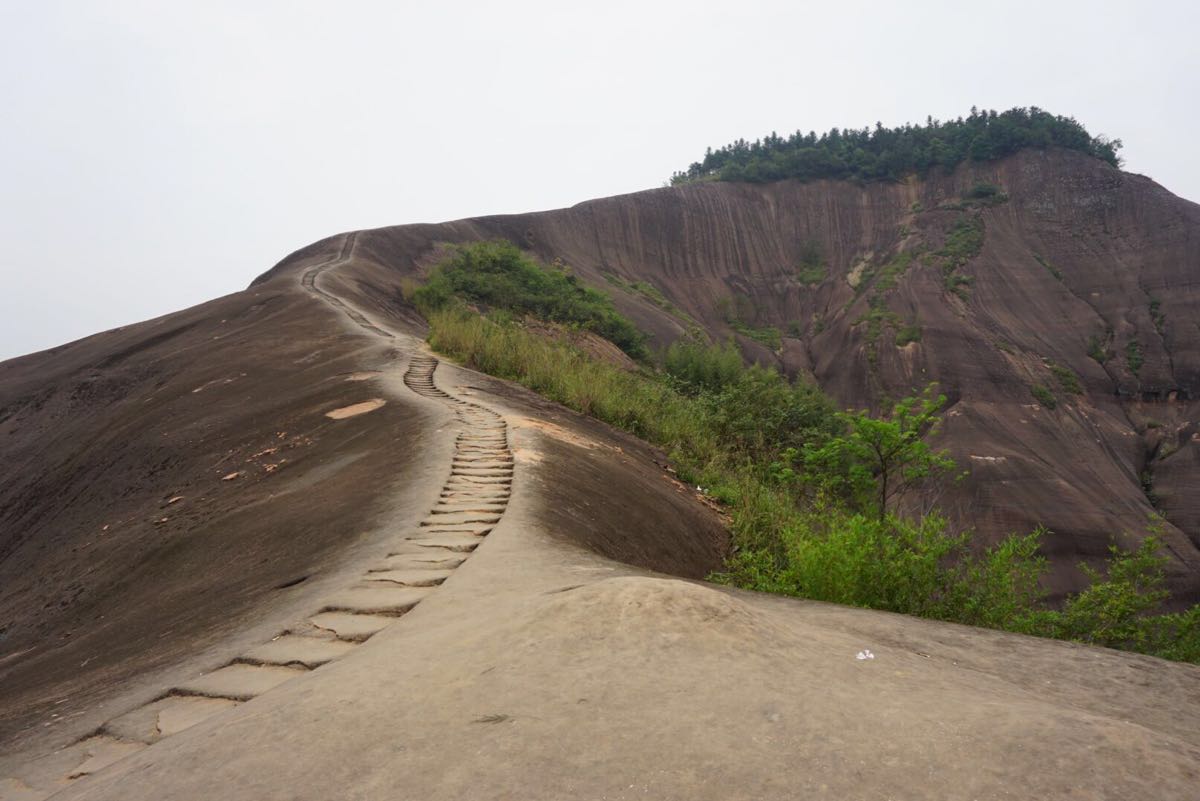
(23, 241), (513, 794)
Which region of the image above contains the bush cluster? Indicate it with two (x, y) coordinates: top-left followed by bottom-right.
(413, 241), (647, 359)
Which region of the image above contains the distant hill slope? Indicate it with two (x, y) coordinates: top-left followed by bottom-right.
(260, 147), (1200, 604)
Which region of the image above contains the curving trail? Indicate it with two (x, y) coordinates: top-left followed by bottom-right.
(6, 234), (514, 797)
(298, 232), (395, 340)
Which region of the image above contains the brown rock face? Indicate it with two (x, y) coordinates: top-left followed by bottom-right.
(261, 148), (1200, 604)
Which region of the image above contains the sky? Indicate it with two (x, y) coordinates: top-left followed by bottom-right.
(1, 0), (1197, 360)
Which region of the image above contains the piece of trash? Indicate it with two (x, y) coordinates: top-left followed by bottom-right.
(221, 471), (240, 481)
(855, 649), (875, 660)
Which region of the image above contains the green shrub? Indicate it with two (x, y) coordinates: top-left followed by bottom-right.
(732, 323), (783, 351)
(716, 510), (1045, 626)
(796, 240), (827, 285)
(413, 241), (647, 358)
(664, 339), (744, 394)
(1054, 538), (1170, 649)
(939, 216), (985, 269)
(1031, 384), (1057, 409)
(874, 251), (915, 292)
(800, 387), (956, 519)
(709, 367), (839, 462)
(796, 263), (826, 285)
(962, 182), (1009, 205)
(1126, 339), (1143, 375)
(717, 294), (783, 350)
(1016, 536), (1200, 661)
(1087, 334), (1110, 363)
(934, 216), (983, 298)
(895, 322), (922, 346)
(1150, 298), (1165, 335)
(1049, 363), (1082, 394)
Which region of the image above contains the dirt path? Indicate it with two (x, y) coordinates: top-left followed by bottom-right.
(0, 236), (516, 800)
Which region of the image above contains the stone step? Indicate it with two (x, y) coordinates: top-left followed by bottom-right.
(364, 568), (453, 586)
(373, 553), (466, 572)
(66, 735), (146, 780)
(308, 612), (396, 642)
(420, 512), (501, 526)
(320, 586), (432, 615)
(105, 696), (239, 744)
(240, 635), (358, 668)
(172, 664), (307, 702)
(410, 533), (485, 552)
(414, 523), (493, 535)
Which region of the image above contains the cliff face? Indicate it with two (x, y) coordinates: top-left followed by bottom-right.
(266, 149), (1200, 602)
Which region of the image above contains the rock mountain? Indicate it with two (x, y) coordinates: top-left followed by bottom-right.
(1, 147), (1197, 799)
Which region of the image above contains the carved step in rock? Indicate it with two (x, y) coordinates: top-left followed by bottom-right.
(308, 612), (396, 642)
(105, 696), (239, 744)
(172, 664), (307, 702)
(411, 533), (485, 552)
(430, 504), (507, 515)
(373, 553), (467, 572)
(66, 736), (146, 780)
(365, 568), (452, 586)
(240, 635), (358, 668)
(421, 512), (501, 526)
(320, 586), (432, 615)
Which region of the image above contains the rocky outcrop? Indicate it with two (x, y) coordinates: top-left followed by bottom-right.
(261, 149), (1200, 603)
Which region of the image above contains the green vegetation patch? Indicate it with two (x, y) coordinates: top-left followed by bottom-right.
(936, 215), (984, 297)
(938, 216), (985, 268)
(895, 322), (922, 346)
(1049, 363), (1083, 394)
(795, 240), (827, 285)
(1127, 338), (1144, 375)
(857, 304), (899, 343)
(1034, 254), (1063, 281)
(717, 294), (782, 351)
(961, 182), (1009, 206)
(604, 273), (694, 324)
(1150, 298), (1166, 336)
(850, 250), (922, 363)
(1087, 332), (1112, 364)
(1031, 384), (1057, 409)
(413, 241), (647, 359)
(671, 106), (1122, 185)
(873, 251), (916, 293)
(732, 322), (783, 351)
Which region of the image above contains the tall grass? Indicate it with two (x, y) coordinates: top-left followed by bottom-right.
(428, 308), (716, 458)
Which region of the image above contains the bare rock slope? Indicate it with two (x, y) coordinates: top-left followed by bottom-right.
(1, 151), (1198, 799)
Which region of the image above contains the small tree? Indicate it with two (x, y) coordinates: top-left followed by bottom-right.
(802, 385), (956, 519)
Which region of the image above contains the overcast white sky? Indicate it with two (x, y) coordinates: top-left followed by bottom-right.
(1, 0), (1197, 360)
